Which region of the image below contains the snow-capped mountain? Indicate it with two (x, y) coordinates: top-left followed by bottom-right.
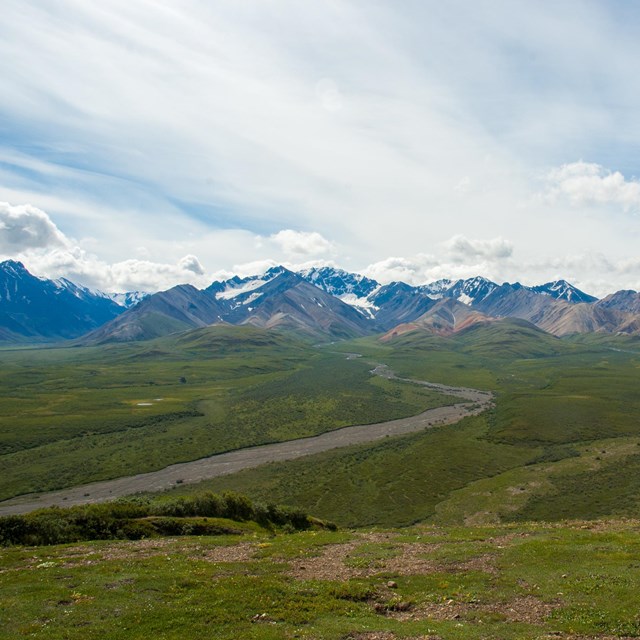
(0, 260), (124, 341)
(444, 276), (499, 305)
(298, 266), (380, 299)
(366, 282), (436, 328)
(206, 266), (286, 307)
(298, 266), (382, 318)
(224, 268), (374, 338)
(108, 291), (149, 308)
(419, 279), (453, 299)
(83, 267), (374, 344)
(3, 260), (639, 343)
(530, 280), (597, 304)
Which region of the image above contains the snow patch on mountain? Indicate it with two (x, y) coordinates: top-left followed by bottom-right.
(420, 279), (453, 299)
(108, 291), (149, 308)
(212, 266), (285, 301)
(216, 278), (268, 300)
(531, 280), (597, 304)
(299, 266), (379, 298)
(242, 292), (263, 305)
(338, 292), (381, 319)
(457, 293), (474, 305)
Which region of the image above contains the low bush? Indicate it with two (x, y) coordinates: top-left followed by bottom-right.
(0, 491), (322, 546)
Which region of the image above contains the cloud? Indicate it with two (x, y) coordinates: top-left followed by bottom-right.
(108, 257), (209, 292)
(0, 203), (342, 292)
(270, 229), (334, 257)
(444, 235), (513, 261)
(545, 161), (640, 211)
(315, 78), (343, 113)
(362, 255), (437, 285)
(362, 234), (514, 285)
(0, 202), (70, 252)
(16, 248), (212, 294)
(178, 254), (205, 275)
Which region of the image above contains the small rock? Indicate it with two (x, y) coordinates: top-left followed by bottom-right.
(251, 613), (269, 623)
(387, 580), (398, 589)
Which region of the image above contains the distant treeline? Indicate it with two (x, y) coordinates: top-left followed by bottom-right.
(0, 491), (334, 546)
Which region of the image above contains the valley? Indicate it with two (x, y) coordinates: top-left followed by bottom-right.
(1, 318), (639, 528)
(0, 326), (457, 503)
(0, 365), (490, 515)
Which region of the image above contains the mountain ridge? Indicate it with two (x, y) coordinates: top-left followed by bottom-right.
(2, 260), (640, 343)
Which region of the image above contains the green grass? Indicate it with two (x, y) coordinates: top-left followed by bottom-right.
(0, 326), (455, 500)
(160, 414), (541, 527)
(5, 323), (640, 637)
(3, 322), (640, 529)
(4, 520), (640, 639)
(160, 325), (640, 527)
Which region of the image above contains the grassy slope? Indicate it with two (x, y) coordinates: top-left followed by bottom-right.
(3, 520), (640, 639)
(0, 326), (455, 500)
(168, 415), (540, 528)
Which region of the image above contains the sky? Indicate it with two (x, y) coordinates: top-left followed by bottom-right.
(1, 1), (640, 296)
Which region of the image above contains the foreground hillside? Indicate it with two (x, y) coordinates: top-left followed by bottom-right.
(3, 517), (640, 639)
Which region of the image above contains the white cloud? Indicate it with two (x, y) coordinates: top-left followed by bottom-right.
(178, 254), (205, 275)
(361, 235), (514, 285)
(108, 257), (209, 292)
(16, 248), (212, 294)
(362, 255), (437, 285)
(545, 161), (640, 211)
(444, 235), (513, 262)
(454, 177), (471, 194)
(269, 229), (334, 258)
(315, 78), (343, 113)
(0, 202), (70, 252)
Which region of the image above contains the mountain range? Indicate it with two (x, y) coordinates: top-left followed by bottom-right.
(2, 259), (640, 343)
(0, 260), (124, 342)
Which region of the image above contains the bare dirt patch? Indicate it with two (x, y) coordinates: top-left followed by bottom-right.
(446, 553), (498, 575)
(288, 533), (397, 580)
(64, 538), (177, 565)
(380, 542), (444, 575)
(343, 634), (442, 640)
(386, 594), (561, 624)
(200, 541), (258, 563)
(286, 532), (499, 580)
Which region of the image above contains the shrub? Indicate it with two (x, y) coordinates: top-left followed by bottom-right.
(0, 491), (318, 546)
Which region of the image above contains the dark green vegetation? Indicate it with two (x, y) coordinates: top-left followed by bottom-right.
(0, 326), (453, 501)
(3, 520), (640, 639)
(0, 491), (324, 547)
(3, 320), (640, 528)
(165, 323), (640, 527)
